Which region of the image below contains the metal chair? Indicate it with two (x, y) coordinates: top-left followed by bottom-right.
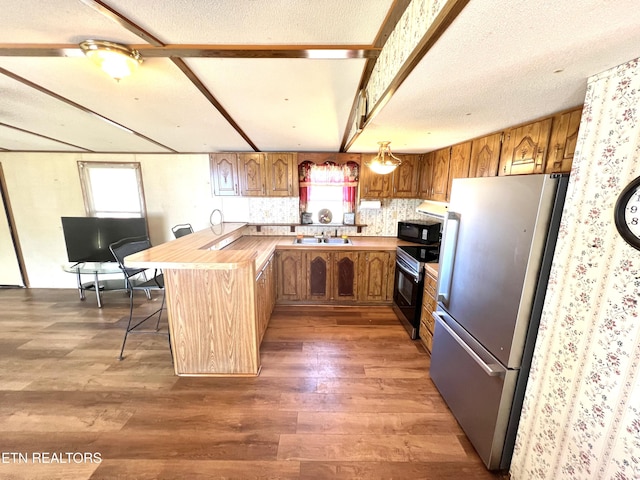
(172, 223), (194, 238)
(109, 236), (167, 360)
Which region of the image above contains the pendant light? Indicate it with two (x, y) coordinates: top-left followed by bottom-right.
(79, 40), (142, 81)
(365, 141), (402, 175)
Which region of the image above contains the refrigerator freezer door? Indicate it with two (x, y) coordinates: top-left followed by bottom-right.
(430, 309), (518, 470)
(437, 174), (559, 368)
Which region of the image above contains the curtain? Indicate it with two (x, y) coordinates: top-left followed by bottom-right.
(298, 161), (359, 215)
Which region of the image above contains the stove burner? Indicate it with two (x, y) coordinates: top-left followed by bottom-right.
(399, 245), (439, 263)
(396, 245), (439, 278)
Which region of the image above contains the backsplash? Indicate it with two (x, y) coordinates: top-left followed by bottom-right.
(238, 197), (425, 236)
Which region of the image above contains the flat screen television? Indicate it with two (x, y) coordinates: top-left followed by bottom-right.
(61, 217), (148, 263)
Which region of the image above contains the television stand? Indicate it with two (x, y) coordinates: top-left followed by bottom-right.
(62, 262), (125, 308)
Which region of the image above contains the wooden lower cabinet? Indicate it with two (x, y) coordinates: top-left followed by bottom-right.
(333, 251), (359, 301)
(358, 251), (395, 303)
(255, 254), (276, 344)
(303, 251), (360, 302)
(305, 251), (332, 301)
(419, 266), (438, 353)
(276, 250), (303, 301)
(276, 249), (393, 304)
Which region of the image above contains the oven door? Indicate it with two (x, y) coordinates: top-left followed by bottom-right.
(392, 258), (423, 339)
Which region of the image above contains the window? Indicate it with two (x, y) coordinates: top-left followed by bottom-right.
(78, 162), (146, 218)
(299, 161), (358, 224)
(306, 184), (344, 224)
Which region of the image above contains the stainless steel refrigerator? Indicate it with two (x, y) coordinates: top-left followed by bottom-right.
(430, 173), (568, 471)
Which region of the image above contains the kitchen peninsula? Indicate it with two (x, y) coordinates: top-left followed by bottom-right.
(125, 223), (410, 377)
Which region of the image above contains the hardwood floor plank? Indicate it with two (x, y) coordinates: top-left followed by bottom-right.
(299, 461), (504, 480)
(91, 460), (301, 479)
(0, 290), (506, 479)
(296, 412), (465, 435)
(277, 434), (467, 462)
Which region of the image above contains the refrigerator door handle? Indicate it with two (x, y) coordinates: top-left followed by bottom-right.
(433, 312), (503, 377)
(437, 211), (460, 306)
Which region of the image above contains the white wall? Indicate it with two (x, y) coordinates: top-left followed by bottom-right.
(0, 152), (221, 288)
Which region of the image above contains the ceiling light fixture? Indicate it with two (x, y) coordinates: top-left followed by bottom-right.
(365, 141), (402, 175)
(79, 40), (142, 81)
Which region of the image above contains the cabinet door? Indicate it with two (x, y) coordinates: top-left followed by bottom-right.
(333, 251), (359, 301)
(239, 153), (266, 196)
(276, 250), (303, 301)
(546, 108), (582, 174)
(447, 142), (471, 201)
(499, 118), (552, 176)
(418, 151), (434, 199)
(359, 251), (392, 302)
(305, 251), (331, 301)
(360, 154), (392, 198)
(255, 269), (268, 343)
(393, 155), (421, 198)
(266, 153), (298, 197)
(210, 153), (239, 196)
(430, 148), (450, 202)
(469, 133), (502, 178)
(267, 255), (276, 314)
(419, 269), (438, 353)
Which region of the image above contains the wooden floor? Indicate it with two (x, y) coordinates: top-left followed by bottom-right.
(0, 288), (508, 480)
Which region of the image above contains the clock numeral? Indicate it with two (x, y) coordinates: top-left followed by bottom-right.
(631, 206), (638, 213)
(632, 218), (639, 226)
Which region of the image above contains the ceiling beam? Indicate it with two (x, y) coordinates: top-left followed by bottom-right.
(76, 0), (260, 151)
(0, 122), (92, 151)
(0, 44), (379, 59)
(343, 0), (471, 152)
(79, 0), (165, 46)
(340, 0), (411, 152)
(0, 67), (176, 152)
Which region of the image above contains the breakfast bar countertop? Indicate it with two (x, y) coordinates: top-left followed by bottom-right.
(125, 222), (421, 272)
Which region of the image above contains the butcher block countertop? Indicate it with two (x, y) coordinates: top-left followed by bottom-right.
(125, 222), (419, 272)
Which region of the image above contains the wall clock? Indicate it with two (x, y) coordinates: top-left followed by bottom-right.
(614, 175), (640, 250)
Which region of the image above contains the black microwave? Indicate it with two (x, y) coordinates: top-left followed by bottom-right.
(397, 219), (442, 245)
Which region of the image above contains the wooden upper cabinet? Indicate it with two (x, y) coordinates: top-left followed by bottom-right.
(360, 154), (392, 198)
(393, 154), (421, 198)
(430, 147), (450, 202)
(546, 107), (582, 174)
(238, 153), (266, 196)
(469, 133), (502, 178)
(266, 153), (298, 197)
(499, 118), (552, 176)
(210, 153), (239, 196)
(419, 151), (434, 199)
(447, 142), (471, 200)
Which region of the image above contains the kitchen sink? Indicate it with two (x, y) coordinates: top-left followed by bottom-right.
(293, 236), (352, 245)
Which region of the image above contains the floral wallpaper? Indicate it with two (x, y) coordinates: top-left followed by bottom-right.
(346, 0), (446, 142)
(243, 196), (424, 237)
(510, 58), (640, 479)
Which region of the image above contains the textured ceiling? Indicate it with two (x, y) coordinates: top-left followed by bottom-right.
(1, 0), (640, 154)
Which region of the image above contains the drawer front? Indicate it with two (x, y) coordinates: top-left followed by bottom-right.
(422, 292), (435, 311)
(425, 308), (435, 332)
(420, 319), (433, 352)
(424, 273), (437, 297)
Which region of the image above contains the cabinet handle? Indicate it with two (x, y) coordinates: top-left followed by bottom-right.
(234, 183), (238, 194)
